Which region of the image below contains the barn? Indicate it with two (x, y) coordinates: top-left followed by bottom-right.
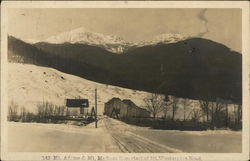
(104, 97), (123, 118)
(104, 98), (150, 119)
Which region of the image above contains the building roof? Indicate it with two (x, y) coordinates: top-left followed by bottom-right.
(123, 99), (149, 112)
(105, 97), (150, 113)
(105, 97), (122, 104)
(122, 99), (137, 107)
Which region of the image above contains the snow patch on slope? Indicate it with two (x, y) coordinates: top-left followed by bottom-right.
(134, 33), (189, 47)
(21, 38), (40, 44)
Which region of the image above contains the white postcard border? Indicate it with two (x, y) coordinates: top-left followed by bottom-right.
(1, 1), (249, 161)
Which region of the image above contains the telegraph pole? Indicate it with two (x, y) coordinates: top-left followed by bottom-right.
(95, 88), (98, 128)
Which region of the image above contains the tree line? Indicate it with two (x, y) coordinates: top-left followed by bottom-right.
(8, 101), (69, 123)
(143, 94), (242, 130)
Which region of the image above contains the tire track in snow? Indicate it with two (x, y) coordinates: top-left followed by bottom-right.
(103, 117), (183, 153)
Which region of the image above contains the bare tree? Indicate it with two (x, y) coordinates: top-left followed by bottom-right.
(233, 104), (238, 124)
(8, 101), (18, 121)
(44, 101), (50, 116)
(199, 100), (211, 122)
(171, 96), (179, 120)
(210, 99), (227, 128)
(144, 93), (165, 120)
(53, 105), (58, 116)
(26, 111), (34, 122)
(66, 108), (70, 116)
(190, 108), (203, 122)
(48, 103), (54, 116)
(20, 107), (27, 122)
(37, 102), (45, 118)
(60, 106), (66, 116)
(162, 95), (172, 120)
(237, 104), (242, 125)
(181, 98), (192, 121)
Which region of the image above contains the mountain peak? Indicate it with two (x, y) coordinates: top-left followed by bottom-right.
(45, 27), (128, 54)
(154, 33), (187, 43)
(22, 27), (190, 54)
(134, 33), (189, 47)
(45, 26), (128, 44)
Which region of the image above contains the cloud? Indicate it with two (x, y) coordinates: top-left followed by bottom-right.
(197, 9), (209, 37)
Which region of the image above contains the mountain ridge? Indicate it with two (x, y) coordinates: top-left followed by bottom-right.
(8, 35), (242, 104)
(18, 27), (191, 54)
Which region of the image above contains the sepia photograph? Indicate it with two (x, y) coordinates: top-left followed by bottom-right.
(1, 1), (249, 161)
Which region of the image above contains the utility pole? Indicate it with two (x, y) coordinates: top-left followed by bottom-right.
(95, 88), (98, 128)
(226, 103), (228, 127)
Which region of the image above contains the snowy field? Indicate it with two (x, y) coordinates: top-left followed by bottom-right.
(8, 117), (241, 153)
(7, 119), (120, 152)
(8, 63), (151, 115)
(133, 128), (242, 153)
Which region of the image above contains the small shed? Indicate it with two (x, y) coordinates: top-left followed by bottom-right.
(66, 98), (89, 116)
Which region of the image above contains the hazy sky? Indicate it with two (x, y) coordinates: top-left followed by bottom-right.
(8, 8), (241, 52)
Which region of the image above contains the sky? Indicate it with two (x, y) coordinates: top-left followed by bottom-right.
(8, 8), (242, 52)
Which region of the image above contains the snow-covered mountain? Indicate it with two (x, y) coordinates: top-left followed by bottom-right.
(45, 27), (131, 54)
(134, 33), (188, 47)
(19, 27), (189, 54)
(18, 27), (190, 54)
(40, 27), (189, 54)
(22, 38), (40, 44)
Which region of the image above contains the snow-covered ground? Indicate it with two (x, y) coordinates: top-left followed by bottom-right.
(7, 120), (120, 152)
(8, 63), (151, 114)
(132, 128), (241, 153)
(8, 118), (241, 153)
(103, 117), (241, 153)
